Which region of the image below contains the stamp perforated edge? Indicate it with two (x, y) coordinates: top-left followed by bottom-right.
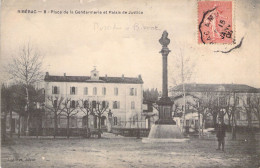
(197, 0), (236, 45)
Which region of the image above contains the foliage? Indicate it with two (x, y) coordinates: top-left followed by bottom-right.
(143, 88), (159, 102)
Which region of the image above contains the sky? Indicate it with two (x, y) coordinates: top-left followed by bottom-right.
(1, 0), (260, 91)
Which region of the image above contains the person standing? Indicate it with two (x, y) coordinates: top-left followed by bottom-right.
(216, 119), (226, 151)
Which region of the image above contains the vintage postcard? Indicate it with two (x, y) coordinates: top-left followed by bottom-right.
(1, 0), (260, 168)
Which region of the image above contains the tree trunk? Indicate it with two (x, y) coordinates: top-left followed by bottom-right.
(231, 113), (236, 140)
(2, 113), (7, 142)
(228, 115), (231, 127)
(54, 112), (58, 139)
(202, 117), (205, 134)
(9, 110), (13, 138)
(98, 116), (101, 138)
(26, 115), (30, 136)
(18, 114), (21, 138)
(247, 111), (255, 141)
(198, 111), (201, 138)
(212, 113), (217, 128)
(67, 116), (70, 139)
(86, 112), (89, 130)
(36, 115), (39, 138)
(25, 87), (30, 136)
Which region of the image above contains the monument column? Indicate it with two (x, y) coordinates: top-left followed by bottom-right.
(143, 31), (187, 142)
(155, 31), (175, 125)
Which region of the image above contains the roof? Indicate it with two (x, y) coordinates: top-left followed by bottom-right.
(171, 93), (200, 101)
(44, 75), (143, 84)
(170, 83), (259, 93)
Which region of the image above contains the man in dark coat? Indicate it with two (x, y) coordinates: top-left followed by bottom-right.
(216, 119), (226, 151)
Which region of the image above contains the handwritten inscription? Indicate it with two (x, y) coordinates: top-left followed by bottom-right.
(94, 23), (160, 32)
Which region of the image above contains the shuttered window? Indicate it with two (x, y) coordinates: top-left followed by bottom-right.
(70, 87), (77, 95)
(84, 87), (88, 95)
(93, 87), (97, 95)
(52, 86), (59, 94)
(113, 101), (120, 109)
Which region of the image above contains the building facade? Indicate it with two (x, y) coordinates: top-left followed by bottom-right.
(170, 84), (260, 129)
(43, 68), (144, 131)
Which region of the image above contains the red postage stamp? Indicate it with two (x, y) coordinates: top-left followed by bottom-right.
(198, 1), (233, 44)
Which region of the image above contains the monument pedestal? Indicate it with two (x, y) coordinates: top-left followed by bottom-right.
(142, 125), (189, 143)
(142, 31), (189, 143)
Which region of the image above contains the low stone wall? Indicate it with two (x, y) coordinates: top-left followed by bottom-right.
(111, 128), (150, 137)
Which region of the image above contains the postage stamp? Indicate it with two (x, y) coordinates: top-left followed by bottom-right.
(198, 1), (233, 44)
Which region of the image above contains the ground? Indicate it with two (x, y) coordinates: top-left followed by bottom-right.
(1, 132), (260, 168)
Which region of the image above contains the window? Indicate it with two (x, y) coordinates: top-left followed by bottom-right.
(130, 88), (134, 96)
(70, 87), (76, 95)
(129, 88), (137, 96)
(70, 116), (77, 128)
(186, 120), (190, 127)
(236, 111), (240, 120)
(102, 87), (106, 95)
(84, 100), (89, 108)
(114, 87), (118, 96)
(93, 87), (97, 95)
(52, 86), (59, 94)
(131, 101), (135, 109)
(53, 100), (57, 108)
(219, 97), (227, 106)
(92, 101), (96, 108)
(102, 101), (108, 108)
(114, 117), (118, 125)
(247, 97), (251, 105)
(235, 97), (239, 105)
(84, 87), (88, 95)
(70, 100), (76, 108)
(113, 101), (120, 109)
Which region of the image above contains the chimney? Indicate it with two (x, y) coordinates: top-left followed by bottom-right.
(122, 74), (124, 79)
(46, 72), (49, 76)
(64, 73), (66, 76)
(138, 74), (142, 79)
(105, 74), (108, 79)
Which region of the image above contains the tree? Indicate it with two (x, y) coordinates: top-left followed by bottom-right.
(92, 100), (109, 138)
(78, 99), (92, 138)
(45, 96), (65, 138)
(61, 98), (79, 138)
(243, 96), (256, 140)
(249, 95), (260, 129)
(7, 43), (43, 136)
(171, 49), (196, 130)
(1, 84), (13, 141)
(11, 84), (27, 138)
(143, 88), (159, 102)
(187, 92), (216, 136)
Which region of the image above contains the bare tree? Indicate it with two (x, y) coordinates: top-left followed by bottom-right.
(7, 43), (43, 136)
(92, 100), (109, 138)
(78, 99), (93, 138)
(61, 98), (79, 138)
(1, 84), (13, 141)
(188, 92), (216, 136)
(243, 96), (256, 140)
(45, 96), (65, 138)
(11, 84), (27, 138)
(249, 95), (260, 129)
(171, 49), (196, 130)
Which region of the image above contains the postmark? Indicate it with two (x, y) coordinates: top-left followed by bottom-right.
(198, 1), (233, 44)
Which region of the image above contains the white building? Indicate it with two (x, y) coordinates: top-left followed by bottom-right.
(43, 68), (144, 131)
